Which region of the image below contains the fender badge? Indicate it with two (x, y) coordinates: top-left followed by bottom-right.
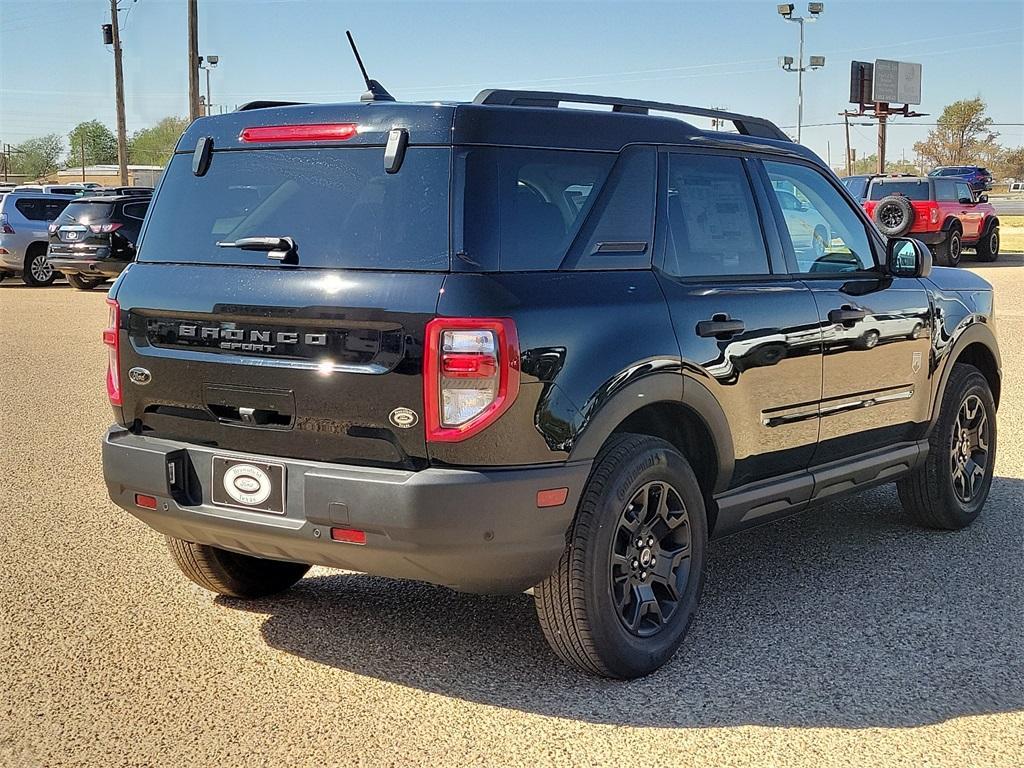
(389, 407), (418, 429)
(128, 367), (152, 386)
(911, 352), (922, 374)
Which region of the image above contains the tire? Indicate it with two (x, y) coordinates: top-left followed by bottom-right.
(976, 225), (1000, 262)
(857, 329), (880, 350)
(166, 536), (311, 598)
(22, 246), (55, 286)
(66, 273), (105, 290)
(897, 364), (996, 530)
(873, 195), (915, 236)
(933, 229), (962, 267)
(534, 434), (708, 679)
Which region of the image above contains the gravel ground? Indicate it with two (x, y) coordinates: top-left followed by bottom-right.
(1, 266), (1022, 768)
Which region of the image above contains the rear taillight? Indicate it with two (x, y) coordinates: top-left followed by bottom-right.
(89, 222), (122, 234)
(928, 203), (940, 224)
(0, 213), (14, 234)
(48, 223), (59, 235)
(102, 298), (121, 406)
(424, 318), (520, 442)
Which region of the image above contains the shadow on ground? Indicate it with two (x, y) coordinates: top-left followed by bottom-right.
(965, 252), (1024, 269)
(222, 478), (1023, 729)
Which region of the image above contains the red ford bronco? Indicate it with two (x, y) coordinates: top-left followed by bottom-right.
(863, 176), (999, 266)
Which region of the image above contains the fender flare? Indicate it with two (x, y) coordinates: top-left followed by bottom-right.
(942, 216), (963, 234)
(981, 215), (1000, 236)
(928, 321), (1001, 433)
(567, 371), (735, 494)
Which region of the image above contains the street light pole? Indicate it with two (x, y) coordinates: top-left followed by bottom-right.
(198, 55), (218, 117)
(777, 3), (825, 144)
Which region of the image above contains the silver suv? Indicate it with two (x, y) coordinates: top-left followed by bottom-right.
(0, 191), (77, 286)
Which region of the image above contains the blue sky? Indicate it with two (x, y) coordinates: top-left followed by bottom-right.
(1, 0), (1022, 167)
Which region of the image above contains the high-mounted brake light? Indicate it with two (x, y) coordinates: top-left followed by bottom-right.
(239, 123), (358, 143)
(103, 298), (122, 406)
(424, 318), (520, 442)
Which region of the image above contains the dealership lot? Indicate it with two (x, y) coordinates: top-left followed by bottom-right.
(1, 264), (1022, 767)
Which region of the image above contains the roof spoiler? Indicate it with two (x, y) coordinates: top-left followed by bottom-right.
(236, 101), (308, 112)
(473, 89), (791, 142)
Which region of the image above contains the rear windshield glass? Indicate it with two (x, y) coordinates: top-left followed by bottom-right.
(55, 202), (115, 225)
(139, 147), (450, 270)
(868, 180), (930, 201)
(841, 176), (869, 199)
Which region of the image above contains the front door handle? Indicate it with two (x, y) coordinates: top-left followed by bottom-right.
(697, 314), (745, 339)
(829, 306), (868, 324)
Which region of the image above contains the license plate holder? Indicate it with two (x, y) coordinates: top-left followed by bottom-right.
(211, 456), (286, 514)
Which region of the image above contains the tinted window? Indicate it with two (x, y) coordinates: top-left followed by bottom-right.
(663, 153), (769, 278)
(122, 202), (149, 221)
(868, 180), (931, 201)
(54, 202), (115, 225)
(15, 197), (71, 221)
(460, 147), (614, 271)
(935, 179), (958, 202)
(955, 182), (973, 201)
(841, 176), (869, 199)
(764, 160), (874, 273)
(140, 148), (450, 270)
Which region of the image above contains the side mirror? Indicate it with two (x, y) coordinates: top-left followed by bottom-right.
(887, 237), (932, 278)
(979, 193), (989, 203)
(958, 196), (974, 205)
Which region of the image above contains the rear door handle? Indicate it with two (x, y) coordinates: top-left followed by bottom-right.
(697, 314), (745, 339)
(829, 307), (868, 324)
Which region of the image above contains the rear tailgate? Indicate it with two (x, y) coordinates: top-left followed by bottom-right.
(111, 124), (452, 469)
(115, 264), (442, 467)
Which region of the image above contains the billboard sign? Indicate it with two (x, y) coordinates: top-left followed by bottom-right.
(849, 61), (873, 104)
(871, 59), (922, 104)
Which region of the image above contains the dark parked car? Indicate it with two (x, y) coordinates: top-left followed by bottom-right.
(101, 89), (1001, 679)
(928, 166), (993, 192)
(47, 194), (151, 289)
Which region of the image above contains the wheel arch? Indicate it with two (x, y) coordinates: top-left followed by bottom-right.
(942, 216), (963, 234)
(568, 373), (734, 532)
(930, 325), (1001, 434)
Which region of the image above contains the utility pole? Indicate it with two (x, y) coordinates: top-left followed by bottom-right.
(110, 0), (129, 185)
(842, 111), (852, 176)
(81, 140), (87, 183)
(188, 0), (202, 121)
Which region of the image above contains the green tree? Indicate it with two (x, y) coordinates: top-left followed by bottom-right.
(68, 120), (118, 166)
(913, 98), (998, 168)
(128, 116), (189, 166)
(993, 146), (1024, 182)
(9, 134), (64, 179)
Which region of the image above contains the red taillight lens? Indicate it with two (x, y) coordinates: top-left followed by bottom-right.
(239, 123), (358, 143)
(330, 527), (366, 545)
(134, 494), (158, 510)
(103, 298), (121, 406)
(89, 222), (123, 234)
(0, 213), (14, 234)
(929, 203), (940, 224)
(48, 223), (59, 235)
(424, 318), (520, 442)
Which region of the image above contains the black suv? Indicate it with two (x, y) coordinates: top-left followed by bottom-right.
(101, 90), (1001, 679)
(48, 195), (151, 290)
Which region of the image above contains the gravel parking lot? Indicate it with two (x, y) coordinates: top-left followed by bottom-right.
(2, 263), (1022, 768)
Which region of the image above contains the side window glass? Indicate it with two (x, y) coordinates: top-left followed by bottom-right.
(15, 199), (42, 220)
(764, 160), (874, 274)
(955, 182), (972, 202)
(936, 180), (956, 202)
(123, 203), (148, 221)
(663, 153), (770, 278)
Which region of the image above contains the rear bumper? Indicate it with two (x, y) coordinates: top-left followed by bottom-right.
(47, 256), (126, 278)
(102, 428), (589, 593)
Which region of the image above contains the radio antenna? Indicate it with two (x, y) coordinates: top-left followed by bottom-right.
(346, 31), (396, 103)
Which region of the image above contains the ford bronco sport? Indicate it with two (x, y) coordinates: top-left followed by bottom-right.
(864, 176), (1000, 267)
(102, 89), (1001, 679)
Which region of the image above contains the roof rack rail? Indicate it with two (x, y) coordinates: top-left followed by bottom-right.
(236, 100), (307, 112)
(473, 89), (791, 142)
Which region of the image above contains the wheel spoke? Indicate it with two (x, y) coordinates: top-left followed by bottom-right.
(635, 583), (664, 628)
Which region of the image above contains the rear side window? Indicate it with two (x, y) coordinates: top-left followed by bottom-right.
(841, 176), (869, 199)
(460, 147), (615, 271)
(15, 197), (71, 221)
(139, 147), (451, 270)
(868, 180), (931, 201)
(935, 179), (958, 202)
(122, 202), (149, 221)
(662, 153), (769, 278)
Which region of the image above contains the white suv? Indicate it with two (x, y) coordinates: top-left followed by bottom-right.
(0, 191), (77, 286)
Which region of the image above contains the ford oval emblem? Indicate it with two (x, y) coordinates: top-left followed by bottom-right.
(128, 367), (152, 386)
(389, 407), (418, 429)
